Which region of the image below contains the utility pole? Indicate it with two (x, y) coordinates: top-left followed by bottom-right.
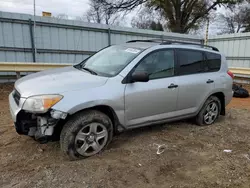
(33, 0), (37, 62)
(204, 18), (209, 45)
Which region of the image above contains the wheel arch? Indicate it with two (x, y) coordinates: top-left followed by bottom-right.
(67, 105), (123, 134)
(200, 92), (225, 116)
(211, 92), (225, 115)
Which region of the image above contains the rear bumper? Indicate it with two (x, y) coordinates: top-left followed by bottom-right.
(225, 90), (234, 106)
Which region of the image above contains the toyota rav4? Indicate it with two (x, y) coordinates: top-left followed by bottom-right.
(9, 40), (233, 160)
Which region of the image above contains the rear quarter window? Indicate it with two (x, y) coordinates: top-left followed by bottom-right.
(205, 52), (221, 72)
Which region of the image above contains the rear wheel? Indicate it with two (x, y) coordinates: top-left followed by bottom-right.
(196, 96), (221, 126)
(60, 110), (113, 160)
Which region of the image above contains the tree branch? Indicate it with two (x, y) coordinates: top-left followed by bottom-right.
(184, 1), (219, 32)
(97, 0), (147, 11)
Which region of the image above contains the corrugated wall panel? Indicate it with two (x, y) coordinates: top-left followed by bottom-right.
(5, 52), (16, 62)
(43, 53), (52, 63)
(245, 40), (250, 57)
(0, 51), (6, 61)
(208, 33), (250, 68)
(238, 37), (245, 57)
(24, 53), (33, 62)
(13, 23), (23, 48)
(0, 11), (201, 64)
(36, 53), (44, 62)
(58, 28), (67, 50)
(3, 22), (14, 47)
(0, 22), (4, 46)
(22, 24), (31, 48)
(244, 60), (250, 68)
(51, 54), (60, 63)
(35, 25), (43, 49)
(50, 27), (59, 49)
(227, 41), (234, 56)
(67, 54), (75, 64)
(16, 52), (26, 62)
(41, 26), (51, 49)
(66, 28), (75, 50)
(74, 30), (81, 51)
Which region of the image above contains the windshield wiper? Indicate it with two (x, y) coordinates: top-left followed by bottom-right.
(82, 67), (98, 75)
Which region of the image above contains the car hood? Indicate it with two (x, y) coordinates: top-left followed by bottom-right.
(15, 66), (108, 98)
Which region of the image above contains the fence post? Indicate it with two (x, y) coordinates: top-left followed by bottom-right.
(108, 28), (111, 46)
(161, 35), (164, 42)
(16, 72), (21, 79)
(29, 19), (36, 62)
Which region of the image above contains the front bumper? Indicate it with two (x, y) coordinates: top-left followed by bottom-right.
(8, 91), (26, 122)
(9, 91), (66, 139)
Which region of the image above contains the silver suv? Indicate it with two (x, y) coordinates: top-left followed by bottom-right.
(9, 40), (233, 160)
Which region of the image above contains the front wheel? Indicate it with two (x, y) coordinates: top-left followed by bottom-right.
(60, 110), (113, 160)
(196, 96), (221, 126)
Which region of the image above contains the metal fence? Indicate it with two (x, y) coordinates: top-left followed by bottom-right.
(0, 11), (201, 64)
(208, 33), (250, 68)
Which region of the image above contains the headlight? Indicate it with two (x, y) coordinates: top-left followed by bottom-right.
(23, 95), (63, 113)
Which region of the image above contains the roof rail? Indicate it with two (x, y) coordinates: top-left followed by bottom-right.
(126, 39), (163, 43)
(160, 40), (219, 52)
(126, 39), (219, 52)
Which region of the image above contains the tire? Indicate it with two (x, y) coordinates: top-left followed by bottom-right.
(60, 110), (113, 160)
(195, 96), (221, 126)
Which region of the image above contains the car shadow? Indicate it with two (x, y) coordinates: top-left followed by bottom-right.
(109, 118), (196, 149)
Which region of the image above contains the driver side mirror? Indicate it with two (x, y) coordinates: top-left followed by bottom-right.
(131, 72), (149, 83)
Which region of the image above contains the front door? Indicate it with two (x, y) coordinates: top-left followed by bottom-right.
(124, 49), (178, 127)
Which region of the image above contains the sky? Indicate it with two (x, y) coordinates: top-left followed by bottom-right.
(0, 0), (90, 18)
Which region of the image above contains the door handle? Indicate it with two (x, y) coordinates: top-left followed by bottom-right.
(168, 83), (178, 89)
(206, 79), (214, 84)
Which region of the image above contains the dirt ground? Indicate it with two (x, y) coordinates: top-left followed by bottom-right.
(1, 84), (250, 188)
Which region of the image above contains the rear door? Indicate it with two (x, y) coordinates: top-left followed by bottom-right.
(204, 52), (223, 89)
(175, 49), (215, 116)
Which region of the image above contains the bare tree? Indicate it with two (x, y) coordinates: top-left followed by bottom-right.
(86, 0), (103, 23)
(56, 14), (69, 20)
(131, 7), (164, 31)
(216, 2), (250, 34)
(244, 24), (250, 32)
(96, 0), (243, 33)
(84, 0), (123, 25)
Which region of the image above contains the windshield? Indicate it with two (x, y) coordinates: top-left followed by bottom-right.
(77, 45), (142, 77)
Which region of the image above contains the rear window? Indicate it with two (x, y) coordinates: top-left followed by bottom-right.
(205, 52), (221, 72)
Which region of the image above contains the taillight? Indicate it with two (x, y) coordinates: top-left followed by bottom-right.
(227, 70), (234, 79)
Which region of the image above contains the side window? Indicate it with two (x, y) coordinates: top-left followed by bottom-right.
(177, 50), (205, 76)
(134, 50), (175, 80)
(206, 52), (221, 72)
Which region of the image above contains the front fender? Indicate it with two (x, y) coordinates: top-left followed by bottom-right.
(51, 86), (125, 125)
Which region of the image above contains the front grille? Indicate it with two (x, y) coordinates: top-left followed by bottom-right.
(13, 89), (21, 106)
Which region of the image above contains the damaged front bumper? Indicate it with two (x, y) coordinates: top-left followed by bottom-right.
(9, 91), (67, 142)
